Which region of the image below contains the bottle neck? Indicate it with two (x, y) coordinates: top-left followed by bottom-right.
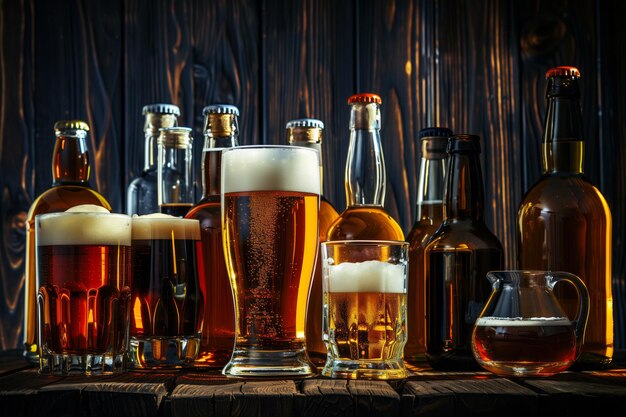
(444, 152), (484, 221)
(51, 135), (90, 185)
(291, 140), (324, 195)
(416, 156), (446, 220)
(202, 135), (238, 198)
(542, 96), (584, 174)
(144, 133), (158, 171)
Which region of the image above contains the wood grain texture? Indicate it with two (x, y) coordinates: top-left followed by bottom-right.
(262, 0), (354, 210)
(0, 0), (34, 351)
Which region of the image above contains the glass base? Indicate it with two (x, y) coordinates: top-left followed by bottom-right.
(321, 358), (407, 380)
(39, 352), (126, 375)
(130, 336), (199, 369)
(222, 346), (315, 378)
(476, 359), (572, 377)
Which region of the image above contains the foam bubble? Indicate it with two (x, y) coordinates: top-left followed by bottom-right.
(222, 146), (320, 194)
(37, 212), (131, 246)
(475, 317), (573, 327)
(132, 214), (200, 240)
(65, 204), (110, 213)
(327, 260), (406, 293)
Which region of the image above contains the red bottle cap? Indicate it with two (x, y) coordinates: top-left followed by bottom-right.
(348, 93), (382, 105)
(546, 66), (580, 79)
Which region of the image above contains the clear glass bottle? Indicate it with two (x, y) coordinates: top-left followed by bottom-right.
(327, 93), (404, 241)
(405, 127), (451, 364)
(23, 120), (111, 364)
(517, 66), (613, 368)
(286, 118), (339, 367)
(127, 104), (179, 215)
(157, 127), (194, 217)
(425, 134), (503, 370)
(185, 105), (239, 367)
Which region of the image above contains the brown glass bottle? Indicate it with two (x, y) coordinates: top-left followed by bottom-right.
(23, 121), (111, 364)
(425, 134), (503, 370)
(405, 127), (451, 364)
(185, 105), (238, 367)
(517, 67), (612, 368)
(327, 94), (404, 242)
(286, 118), (339, 367)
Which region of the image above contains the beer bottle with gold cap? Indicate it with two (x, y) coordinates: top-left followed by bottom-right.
(286, 118), (339, 367)
(185, 105), (239, 367)
(327, 93), (404, 242)
(127, 104), (180, 215)
(405, 127), (452, 364)
(517, 67), (613, 369)
(23, 120), (111, 364)
(157, 127), (194, 217)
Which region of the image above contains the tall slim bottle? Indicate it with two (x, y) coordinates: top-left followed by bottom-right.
(185, 105), (239, 367)
(23, 121), (112, 364)
(286, 118), (339, 366)
(327, 93), (404, 241)
(425, 134), (503, 370)
(405, 127), (451, 364)
(127, 104), (180, 215)
(517, 66), (612, 368)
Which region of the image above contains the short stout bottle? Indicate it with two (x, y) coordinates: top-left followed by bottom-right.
(286, 118), (339, 367)
(23, 121), (111, 364)
(127, 104), (180, 215)
(405, 127), (451, 364)
(517, 67), (613, 368)
(327, 93), (404, 241)
(425, 134), (503, 370)
(185, 105), (239, 367)
(157, 127), (194, 217)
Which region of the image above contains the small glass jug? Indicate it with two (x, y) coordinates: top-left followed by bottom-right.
(471, 270), (589, 377)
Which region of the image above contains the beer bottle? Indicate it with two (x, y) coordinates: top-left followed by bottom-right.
(157, 127), (194, 217)
(286, 118), (339, 367)
(23, 120), (111, 364)
(327, 93), (404, 241)
(425, 134), (503, 370)
(185, 105), (239, 367)
(127, 104), (180, 215)
(517, 67), (612, 368)
(405, 127), (451, 364)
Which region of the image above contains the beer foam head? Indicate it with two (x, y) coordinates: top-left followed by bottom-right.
(131, 213), (200, 240)
(475, 317), (573, 327)
(221, 146), (320, 194)
(36, 212), (131, 246)
(65, 204), (110, 214)
(327, 260), (406, 293)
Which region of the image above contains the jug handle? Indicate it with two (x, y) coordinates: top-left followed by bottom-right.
(548, 271), (590, 358)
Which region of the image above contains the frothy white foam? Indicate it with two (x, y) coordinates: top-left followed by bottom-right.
(222, 146), (320, 194)
(475, 317), (573, 327)
(65, 204), (110, 214)
(327, 260), (406, 293)
(132, 214), (200, 240)
(37, 212), (131, 246)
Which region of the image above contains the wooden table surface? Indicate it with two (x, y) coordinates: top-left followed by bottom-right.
(1, 351), (625, 417)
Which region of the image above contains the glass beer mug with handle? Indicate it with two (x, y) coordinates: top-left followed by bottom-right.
(471, 270), (590, 377)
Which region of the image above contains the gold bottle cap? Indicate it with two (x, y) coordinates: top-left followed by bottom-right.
(54, 120), (90, 134)
(202, 105), (239, 137)
(287, 118), (324, 144)
(158, 127), (193, 149)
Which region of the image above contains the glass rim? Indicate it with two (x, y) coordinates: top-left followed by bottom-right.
(321, 240), (408, 248)
(221, 144), (319, 154)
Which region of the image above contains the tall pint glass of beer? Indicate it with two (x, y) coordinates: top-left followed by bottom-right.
(36, 207), (132, 375)
(130, 214), (203, 368)
(321, 240), (408, 379)
(221, 145), (320, 377)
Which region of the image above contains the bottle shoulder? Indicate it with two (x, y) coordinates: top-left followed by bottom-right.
(27, 185), (111, 220)
(426, 220), (503, 252)
(327, 206), (404, 241)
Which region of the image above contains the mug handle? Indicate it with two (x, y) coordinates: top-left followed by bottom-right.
(547, 271), (590, 358)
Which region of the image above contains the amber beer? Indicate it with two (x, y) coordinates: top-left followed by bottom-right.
(221, 146), (319, 377)
(130, 214), (203, 368)
(36, 209), (131, 375)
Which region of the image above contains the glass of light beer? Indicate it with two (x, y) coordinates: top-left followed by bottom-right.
(36, 207), (132, 375)
(321, 240), (408, 379)
(129, 214), (203, 368)
(221, 145), (320, 377)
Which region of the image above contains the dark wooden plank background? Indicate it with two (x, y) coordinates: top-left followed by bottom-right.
(0, 0), (625, 352)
